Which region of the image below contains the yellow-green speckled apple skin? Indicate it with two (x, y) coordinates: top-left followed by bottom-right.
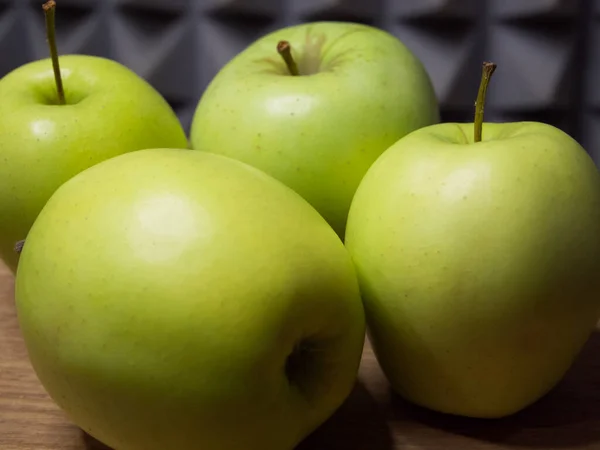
(346, 122), (600, 418)
(0, 55), (188, 272)
(15, 149), (366, 450)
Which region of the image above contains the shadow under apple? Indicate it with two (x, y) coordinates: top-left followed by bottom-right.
(389, 330), (600, 448)
(81, 431), (112, 450)
(297, 380), (394, 450)
(79, 380), (394, 450)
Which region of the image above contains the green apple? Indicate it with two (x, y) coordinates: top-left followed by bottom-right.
(0, 2), (188, 272)
(14, 148), (366, 450)
(345, 62), (600, 418)
(190, 21), (439, 237)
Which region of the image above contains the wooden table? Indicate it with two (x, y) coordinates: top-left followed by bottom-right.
(2, 262), (600, 450)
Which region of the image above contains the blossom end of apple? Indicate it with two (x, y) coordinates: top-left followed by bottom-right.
(14, 240), (25, 254)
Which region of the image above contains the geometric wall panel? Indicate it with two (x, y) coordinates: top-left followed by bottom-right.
(587, 23), (600, 109)
(203, 0), (281, 19)
(290, 0), (380, 22)
(0, 8), (33, 77)
(582, 114), (600, 165)
(0, 0), (596, 163)
(391, 0), (479, 20)
(392, 22), (481, 109)
(486, 24), (577, 110)
(490, 0), (580, 19)
(116, 0), (190, 12)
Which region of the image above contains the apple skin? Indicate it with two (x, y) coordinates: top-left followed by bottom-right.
(0, 55), (189, 273)
(345, 121), (600, 418)
(14, 148), (366, 450)
(190, 21), (439, 237)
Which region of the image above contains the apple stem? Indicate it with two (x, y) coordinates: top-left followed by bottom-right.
(43, 1), (66, 105)
(473, 61), (496, 143)
(277, 41), (300, 76)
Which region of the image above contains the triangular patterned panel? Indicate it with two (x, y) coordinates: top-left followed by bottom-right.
(27, 0), (99, 7)
(585, 26), (600, 109)
(490, 0), (580, 19)
(391, 0), (479, 20)
(0, 8), (34, 78)
(0, 0), (593, 150)
(116, 0), (190, 12)
(24, 1), (96, 59)
(392, 22), (480, 108)
(197, 16), (275, 90)
(582, 114), (600, 165)
(201, 0), (281, 19)
(290, 0), (380, 21)
(487, 24), (577, 109)
(110, 7), (185, 78)
(77, 15), (111, 58)
(146, 21), (197, 104)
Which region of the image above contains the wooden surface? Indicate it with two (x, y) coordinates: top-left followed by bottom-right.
(2, 262), (600, 450)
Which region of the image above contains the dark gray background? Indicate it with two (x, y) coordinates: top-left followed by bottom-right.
(1, 0), (598, 163)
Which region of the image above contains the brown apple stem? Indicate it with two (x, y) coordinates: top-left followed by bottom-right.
(277, 41), (299, 76)
(474, 61), (496, 143)
(43, 1), (66, 105)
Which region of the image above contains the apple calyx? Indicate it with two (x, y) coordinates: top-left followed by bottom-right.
(14, 240), (25, 254)
(473, 61), (496, 143)
(43, 0), (66, 105)
(277, 40), (300, 76)
(285, 338), (320, 395)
